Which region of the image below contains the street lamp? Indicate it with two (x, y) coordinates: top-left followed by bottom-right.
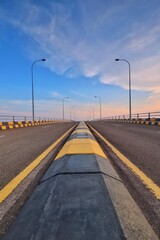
(31, 58), (46, 121)
(90, 106), (94, 120)
(63, 97), (69, 120)
(115, 58), (131, 120)
(88, 110), (91, 121)
(70, 106), (74, 121)
(95, 96), (101, 119)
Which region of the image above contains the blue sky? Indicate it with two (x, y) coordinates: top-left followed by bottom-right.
(0, 0), (160, 120)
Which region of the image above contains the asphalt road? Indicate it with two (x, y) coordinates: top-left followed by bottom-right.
(0, 122), (75, 190)
(89, 121), (160, 186)
(88, 121), (160, 238)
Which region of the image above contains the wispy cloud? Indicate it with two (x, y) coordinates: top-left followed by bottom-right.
(1, 0), (160, 117)
(101, 55), (160, 93)
(51, 91), (64, 98)
(70, 90), (93, 99)
(125, 24), (160, 52)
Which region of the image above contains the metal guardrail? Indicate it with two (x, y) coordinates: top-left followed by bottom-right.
(0, 115), (65, 123)
(96, 111), (160, 121)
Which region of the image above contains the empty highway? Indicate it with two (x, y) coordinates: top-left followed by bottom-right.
(89, 121), (160, 186)
(88, 121), (160, 237)
(0, 121), (160, 239)
(0, 122), (75, 190)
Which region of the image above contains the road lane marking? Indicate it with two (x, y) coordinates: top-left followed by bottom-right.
(89, 124), (160, 200)
(0, 135), (5, 138)
(0, 125), (76, 203)
(42, 126), (52, 128)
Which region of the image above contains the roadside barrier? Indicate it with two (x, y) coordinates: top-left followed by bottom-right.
(112, 119), (160, 126)
(0, 120), (70, 131)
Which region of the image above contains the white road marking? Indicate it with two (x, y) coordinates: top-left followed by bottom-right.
(0, 135), (5, 138)
(115, 124), (122, 127)
(42, 126), (52, 129)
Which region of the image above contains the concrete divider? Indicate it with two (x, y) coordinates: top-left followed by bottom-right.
(112, 119), (160, 126)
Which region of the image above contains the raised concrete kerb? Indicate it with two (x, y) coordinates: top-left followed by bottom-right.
(4, 154), (125, 240)
(68, 132), (95, 140)
(97, 156), (158, 240)
(4, 152), (158, 239)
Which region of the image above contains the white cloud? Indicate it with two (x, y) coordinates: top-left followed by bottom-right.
(1, 0), (160, 94)
(126, 24), (160, 52)
(51, 91), (63, 98)
(100, 55), (160, 94)
(70, 90), (93, 100)
(100, 76), (120, 85)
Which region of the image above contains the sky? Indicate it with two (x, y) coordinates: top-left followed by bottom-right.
(0, 0), (160, 121)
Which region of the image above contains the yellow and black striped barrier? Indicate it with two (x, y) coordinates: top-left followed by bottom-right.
(113, 119), (160, 126)
(0, 120), (70, 131)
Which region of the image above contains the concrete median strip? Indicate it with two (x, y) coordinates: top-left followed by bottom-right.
(55, 138), (106, 160)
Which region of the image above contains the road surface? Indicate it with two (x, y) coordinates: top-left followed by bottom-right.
(88, 121), (160, 238)
(0, 122), (75, 190)
(89, 121), (160, 186)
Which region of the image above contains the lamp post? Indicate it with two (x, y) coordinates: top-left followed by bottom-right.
(31, 58), (46, 121)
(90, 106), (94, 120)
(70, 106), (74, 121)
(95, 96), (101, 119)
(115, 58), (131, 120)
(88, 110), (91, 121)
(63, 97), (69, 120)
